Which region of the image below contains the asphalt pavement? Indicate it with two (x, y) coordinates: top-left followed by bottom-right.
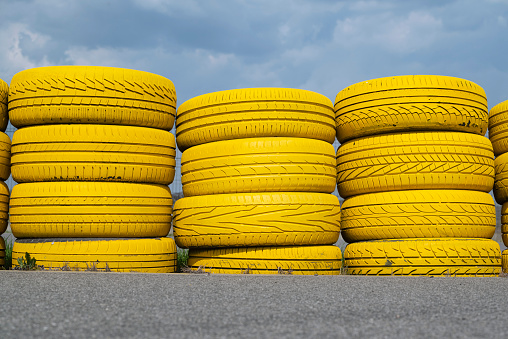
(1, 271), (507, 338)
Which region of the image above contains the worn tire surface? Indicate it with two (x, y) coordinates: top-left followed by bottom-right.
(188, 245), (342, 275)
(335, 75), (488, 143)
(12, 124), (176, 184)
(0, 131), (10, 181)
(344, 238), (501, 276)
(0, 182), (9, 235)
(182, 137), (336, 196)
(341, 190), (496, 243)
(12, 238), (177, 273)
(8, 66), (176, 130)
(174, 192), (340, 248)
(336, 131), (494, 198)
(176, 88), (335, 151)
(0, 78), (7, 131)
(488, 100), (508, 156)
(10, 182), (172, 238)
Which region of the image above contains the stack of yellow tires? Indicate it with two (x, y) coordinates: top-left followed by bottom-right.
(337, 75), (502, 276)
(173, 88), (342, 275)
(0, 78), (11, 268)
(8, 66), (178, 272)
(489, 100), (508, 273)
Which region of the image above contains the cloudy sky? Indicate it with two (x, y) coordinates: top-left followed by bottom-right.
(1, 0), (508, 108)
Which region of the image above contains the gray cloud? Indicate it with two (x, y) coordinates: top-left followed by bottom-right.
(1, 0), (507, 107)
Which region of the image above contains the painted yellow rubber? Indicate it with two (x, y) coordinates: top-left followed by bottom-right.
(12, 124), (176, 184)
(174, 192), (340, 248)
(493, 152), (508, 204)
(488, 100), (508, 156)
(182, 137), (336, 196)
(188, 245), (342, 275)
(10, 182), (172, 238)
(341, 190), (496, 243)
(500, 203), (508, 247)
(336, 131), (494, 198)
(0, 131), (10, 181)
(0, 182), (9, 235)
(503, 250), (508, 273)
(176, 88), (335, 151)
(8, 66), (176, 130)
(0, 78), (7, 131)
(0, 237), (5, 267)
(344, 238), (501, 276)
(12, 238), (177, 273)
(335, 75), (488, 143)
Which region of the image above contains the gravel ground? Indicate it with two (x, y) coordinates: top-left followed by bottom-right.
(1, 271), (507, 339)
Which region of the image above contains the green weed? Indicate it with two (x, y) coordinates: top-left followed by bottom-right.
(3, 237), (12, 270)
(177, 248), (189, 272)
(16, 252), (38, 270)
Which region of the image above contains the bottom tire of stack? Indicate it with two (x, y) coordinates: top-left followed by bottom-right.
(188, 245), (342, 275)
(12, 238), (177, 273)
(344, 238), (501, 276)
(340, 190), (496, 243)
(173, 192), (340, 248)
(9, 182), (172, 238)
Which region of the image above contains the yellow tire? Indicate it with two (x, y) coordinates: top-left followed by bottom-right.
(176, 88), (335, 151)
(0, 182), (9, 235)
(488, 100), (508, 156)
(12, 124), (176, 184)
(8, 66), (176, 130)
(10, 182), (172, 238)
(344, 238), (501, 276)
(188, 245), (342, 275)
(501, 203), (508, 247)
(493, 153), (508, 204)
(335, 75), (488, 143)
(173, 192), (340, 248)
(503, 249), (508, 273)
(341, 190), (496, 243)
(336, 131), (494, 198)
(12, 237), (177, 273)
(182, 137), (336, 196)
(0, 237), (4, 267)
(0, 132), (10, 181)
(0, 78), (7, 131)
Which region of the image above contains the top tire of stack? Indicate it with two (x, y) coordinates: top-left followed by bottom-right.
(176, 88), (336, 151)
(8, 66), (177, 130)
(335, 75), (488, 143)
(0, 78), (8, 132)
(488, 99), (508, 156)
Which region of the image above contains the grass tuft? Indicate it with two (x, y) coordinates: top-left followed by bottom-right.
(177, 248), (189, 272)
